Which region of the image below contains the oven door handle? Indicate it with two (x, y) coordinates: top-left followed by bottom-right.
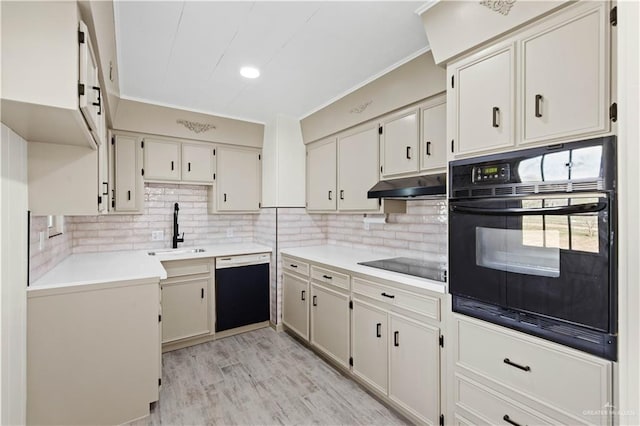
(450, 202), (606, 216)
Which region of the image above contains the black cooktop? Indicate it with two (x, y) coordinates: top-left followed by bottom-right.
(358, 257), (447, 283)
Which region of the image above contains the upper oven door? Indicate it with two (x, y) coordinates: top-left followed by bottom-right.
(449, 195), (612, 332)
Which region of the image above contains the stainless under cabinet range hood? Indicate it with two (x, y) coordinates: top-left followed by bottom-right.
(367, 174), (446, 199)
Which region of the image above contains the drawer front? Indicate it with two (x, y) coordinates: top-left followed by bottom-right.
(455, 374), (554, 426)
(282, 256), (310, 277)
(352, 277), (440, 321)
(455, 316), (612, 424)
(162, 259), (211, 278)
(310, 265), (349, 291)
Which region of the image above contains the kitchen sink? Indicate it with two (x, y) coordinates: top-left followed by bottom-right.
(147, 248), (206, 256)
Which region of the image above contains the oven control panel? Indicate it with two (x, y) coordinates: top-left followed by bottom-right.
(472, 163), (511, 183)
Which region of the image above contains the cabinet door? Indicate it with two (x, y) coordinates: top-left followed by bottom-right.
(420, 97), (447, 172)
(161, 278), (209, 343)
(337, 124), (379, 211)
(380, 108), (419, 177)
(78, 20), (101, 137)
(282, 272), (309, 341)
(389, 314), (440, 425)
(182, 143), (214, 183)
(114, 135), (140, 212)
(455, 45), (515, 156)
(310, 283), (350, 368)
(306, 138), (337, 211)
(143, 138), (180, 181)
(521, 3), (608, 144)
(97, 133), (108, 213)
(216, 147), (261, 211)
(351, 299), (388, 394)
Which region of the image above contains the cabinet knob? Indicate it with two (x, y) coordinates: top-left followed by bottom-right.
(503, 415), (522, 426)
(171, 161), (174, 171)
(406, 146), (412, 159)
(535, 94), (543, 118)
(312, 295), (317, 307)
(492, 107), (500, 128)
(301, 290), (306, 301)
(503, 358), (531, 372)
(376, 323), (382, 338)
(339, 190), (344, 200)
(394, 331), (399, 347)
(426, 141), (431, 156)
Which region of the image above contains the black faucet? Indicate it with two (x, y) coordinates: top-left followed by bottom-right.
(172, 202), (184, 249)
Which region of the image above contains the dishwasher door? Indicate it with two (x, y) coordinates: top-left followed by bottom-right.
(215, 254), (270, 332)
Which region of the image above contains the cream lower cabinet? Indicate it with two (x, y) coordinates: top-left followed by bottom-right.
(160, 259), (213, 347)
(352, 299), (388, 394)
(282, 264), (310, 340)
(310, 280), (350, 368)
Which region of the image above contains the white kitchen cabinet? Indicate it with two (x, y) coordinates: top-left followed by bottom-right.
(310, 282), (350, 368)
(337, 123), (380, 212)
(1, 2), (103, 149)
(182, 143), (214, 183)
(161, 277), (210, 343)
(452, 44), (515, 157)
(306, 138), (337, 212)
(213, 146), (261, 212)
(351, 298), (388, 394)
(520, 2), (609, 144)
(143, 137), (181, 181)
(113, 134), (143, 212)
(282, 272), (310, 341)
(380, 107), (420, 178)
(420, 95), (447, 173)
(389, 314), (441, 425)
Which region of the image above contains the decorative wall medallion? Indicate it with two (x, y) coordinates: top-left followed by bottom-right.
(350, 100), (373, 114)
(176, 119), (216, 134)
(480, 0), (517, 16)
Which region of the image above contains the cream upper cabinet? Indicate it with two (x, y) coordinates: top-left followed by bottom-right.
(78, 20), (103, 146)
(520, 2), (609, 144)
(215, 146), (261, 212)
(351, 298), (388, 395)
(113, 134), (143, 212)
(282, 272), (310, 341)
(306, 138), (337, 212)
(310, 282), (350, 368)
(420, 95), (447, 172)
(380, 107), (420, 178)
(181, 143), (214, 184)
(143, 138), (181, 181)
(161, 277), (209, 344)
(453, 44), (515, 157)
(337, 123), (380, 212)
(389, 314), (440, 425)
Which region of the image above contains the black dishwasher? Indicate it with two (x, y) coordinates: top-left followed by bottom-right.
(215, 253), (270, 332)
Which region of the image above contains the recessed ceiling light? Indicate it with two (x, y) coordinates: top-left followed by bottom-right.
(240, 66), (260, 79)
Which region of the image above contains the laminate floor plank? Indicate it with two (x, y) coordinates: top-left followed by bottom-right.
(131, 328), (409, 426)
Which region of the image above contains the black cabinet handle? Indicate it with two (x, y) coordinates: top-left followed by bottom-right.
(312, 296), (317, 307)
(328, 190), (332, 200)
(503, 358), (531, 372)
(492, 107), (500, 128)
(290, 264), (298, 268)
(322, 275), (333, 280)
(102, 182), (108, 196)
(339, 190), (344, 200)
(223, 193), (227, 202)
(394, 331), (399, 347)
(406, 146), (412, 159)
(426, 141), (431, 156)
(535, 94), (543, 117)
(201, 288), (204, 299)
(503, 415), (522, 426)
(127, 190), (131, 201)
(376, 323), (382, 338)
(301, 290), (305, 301)
(381, 292), (395, 299)
(91, 86), (102, 115)
(188, 162), (191, 172)
(171, 161), (174, 171)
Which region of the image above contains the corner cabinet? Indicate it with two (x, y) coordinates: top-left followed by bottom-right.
(208, 146), (261, 213)
(448, 1), (612, 159)
(306, 138), (337, 212)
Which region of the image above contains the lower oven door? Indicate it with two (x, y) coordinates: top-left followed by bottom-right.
(449, 195), (613, 333)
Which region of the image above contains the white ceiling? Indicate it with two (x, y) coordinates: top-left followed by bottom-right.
(114, 1), (429, 124)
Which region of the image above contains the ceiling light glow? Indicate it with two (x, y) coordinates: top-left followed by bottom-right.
(240, 66), (260, 79)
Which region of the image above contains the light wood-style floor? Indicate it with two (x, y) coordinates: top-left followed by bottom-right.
(132, 327), (408, 426)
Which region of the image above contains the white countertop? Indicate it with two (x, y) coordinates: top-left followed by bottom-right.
(30, 243), (273, 292)
(280, 245), (447, 294)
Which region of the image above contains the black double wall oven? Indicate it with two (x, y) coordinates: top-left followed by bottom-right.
(449, 136), (617, 360)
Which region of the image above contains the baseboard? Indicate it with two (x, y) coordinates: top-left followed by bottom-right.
(162, 321), (270, 353)
(270, 321), (284, 332)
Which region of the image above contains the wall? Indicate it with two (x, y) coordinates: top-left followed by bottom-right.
(0, 124), (28, 425)
(29, 216), (73, 284)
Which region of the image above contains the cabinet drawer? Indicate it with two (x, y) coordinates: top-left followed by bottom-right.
(162, 259), (211, 279)
(310, 265), (349, 290)
(455, 316), (612, 424)
(282, 256), (309, 277)
(455, 375), (553, 426)
(352, 277), (440, 321)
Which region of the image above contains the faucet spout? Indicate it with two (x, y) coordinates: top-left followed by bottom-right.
(172, 202), (184, 249)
